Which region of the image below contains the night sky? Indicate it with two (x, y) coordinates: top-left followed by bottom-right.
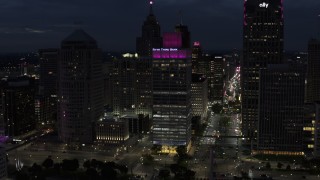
(0, 0), (319, 53)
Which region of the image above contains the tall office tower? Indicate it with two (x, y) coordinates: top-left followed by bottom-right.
(306, 39), (320, 103)
(112, 58), (137, 116)
(152, 32), (192, 152)
(257, 65), (305, 155)
(310, 103), (320, 157)
(135, 1), (160, 117)
(58, 29), (104, 144)
(175, 24), (191, 49)
(38, 49), (58, 127)
(135, 58), (153, 117)
(103, 59), (113, 109)
(136, 1), (162, 57)
(1, 77), (36, 137)
(208, 56), (224, 103)
(303, 103), (319, 156)
(242, 0), (284, 139)
(191, 73), (208, 123)
(191, 42), (202, 73)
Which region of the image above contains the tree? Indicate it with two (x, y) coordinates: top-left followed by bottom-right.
(116, 164), (128, 174)
(241, 171), (248, 178)
(91, 159), (97, 169)
(42, 157), (54, 169)
(83, 160), (91, 169)
(212, 103), (223, 114)
(86, 168), (99, 179)
(170, 164), (181, 175)
(53, 163), (61, 172)
(158, 169), (170, 179)
(16, 171), (30, 180)
(266, 162), (271, 169)
(185, 169), (196, 179)
(101, 166), (117, 180)
(61, 159), (79, 171)
(286, 164), (291, 170)
(277, 162), (283, 169)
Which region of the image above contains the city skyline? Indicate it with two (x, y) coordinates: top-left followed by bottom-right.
(0, 0), (319, 53)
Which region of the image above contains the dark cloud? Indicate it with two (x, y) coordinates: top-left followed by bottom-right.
(0, 0), (319, 52)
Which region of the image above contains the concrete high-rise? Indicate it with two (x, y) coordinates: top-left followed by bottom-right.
(38, 49), (58, 127)
(191, 73), (208, 123)
(135, 1), (160, 117)
(191, 42), (202, 73)
(57, 29), (104, 144)
(1, 77), (36, 137)
(152, 32), (192, 152)
(242, 0), (284, 139)
(257, 65), (305, 155)
(112, 57), (136, 116)
(136, 1), (162, 57)
(175, 24), (191, 49)
(306, 39), (320, 103)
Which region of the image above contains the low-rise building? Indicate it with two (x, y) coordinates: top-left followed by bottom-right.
(95, 116), (129, 144)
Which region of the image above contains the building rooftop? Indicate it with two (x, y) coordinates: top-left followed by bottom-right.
(62, 29), (96, 43)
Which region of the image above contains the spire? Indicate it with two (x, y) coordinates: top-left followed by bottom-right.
(149, 0), (154, 15)
(179, 10), (183, 25)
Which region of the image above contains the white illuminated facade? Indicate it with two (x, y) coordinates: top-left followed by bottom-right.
(95, 116), (129, 144)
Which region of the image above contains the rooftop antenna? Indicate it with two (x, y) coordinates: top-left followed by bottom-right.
(178, 10), (183, 25)
(318, 14), (320, 39)
(149, 0), (154, 15)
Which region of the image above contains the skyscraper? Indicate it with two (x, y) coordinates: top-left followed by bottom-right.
(135, 1), (160, 117)
(112, 57), (136, 116)
(210, 56), (224, 103)
(306, 38), (320, 103)
(136, 0), (162, 57)
(257, 64), (305, 155)
(191, 41), (202, 73)
(175, 24), (191, 49)
(152, 32), (192, 152)
(58, 29), (104, 144)
(1, 76), (36, 137)
(191, 73), (208, 123)
(38, 49), (58, 127)
(242, 0), (284, 139)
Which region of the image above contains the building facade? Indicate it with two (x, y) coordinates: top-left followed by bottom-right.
(152, 32), (192, 151)
(95, 117), (129, 144)
(1, 77), (36, 137)
(136, 1), (162, 57)
(306, 39), (320, 103)
(58, 29), (104, 144)
(257, 65), (305, 155)
(191, 73), (208, 123)
(38, 49), (58, 127)
(112, 58), (137, 116)
(242, 0), (284, 139)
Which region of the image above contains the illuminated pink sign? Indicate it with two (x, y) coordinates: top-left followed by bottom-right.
(193, 41), (200, 46)
(152, 48), (191, 59)
(163, 32), (182, 48)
